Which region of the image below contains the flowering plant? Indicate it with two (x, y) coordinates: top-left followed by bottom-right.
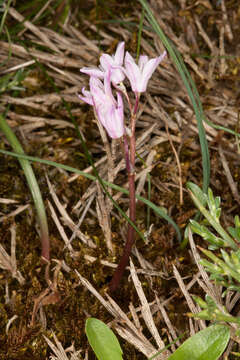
(79, 42), (166, 291)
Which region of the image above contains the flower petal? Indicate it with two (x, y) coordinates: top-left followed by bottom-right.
(111, 68), (125, 84)
(138, 55), (148, 72)
(80, 67), (104, 79)
(124, 51), (141, 92)
(78, 87), (93, 105)
(103, 93), (124, 138)
(100, 54), (114, 72)
(103, 70), (115, 103)
(140, 52), (166, 92)
(138, 58), (161, 92)
(114, 41), (125, 65)
(100, 46), (125, 84)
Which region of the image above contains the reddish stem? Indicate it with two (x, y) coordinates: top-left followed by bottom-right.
(109, 172), (136, 293)
(41, 233), (50, 263)
(109, 95), (139, 293)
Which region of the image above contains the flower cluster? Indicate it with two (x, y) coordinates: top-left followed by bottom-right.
(78, 42), (166, 139)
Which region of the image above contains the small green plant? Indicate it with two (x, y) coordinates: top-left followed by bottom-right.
(188, 182), (238, 251)
(187, 182), (240, 350)
(0, 70), (26, 93)
(85, 318), (229, 360)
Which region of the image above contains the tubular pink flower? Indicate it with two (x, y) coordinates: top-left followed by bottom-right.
(100, 91), (124, 139)
(124, 50), (167, 93)
(80, 42), (125, 85)
(92, 71), (124, 138)
(80, 71), (124, 139)
(100, 42), (125, 84)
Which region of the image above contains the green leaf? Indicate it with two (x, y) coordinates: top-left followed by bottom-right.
(85, 318), (123, 360)
(235, 215), (240, 227)
(168, 325), (230, 360)
(190, 220), (224, 248)
(228, 225), (240, 243)
(192, 295), (207, 309)
(187, 182), (207, 206)
(207, 188), (221, 221)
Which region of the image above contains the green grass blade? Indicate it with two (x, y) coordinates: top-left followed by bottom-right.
(137, 0), (210, 193)
(0, 0), (12, 34)
(0, 115), (50, 261)
(0, 25), (12, 68)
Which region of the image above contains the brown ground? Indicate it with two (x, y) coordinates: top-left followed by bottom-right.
(0, 0), (240, 359)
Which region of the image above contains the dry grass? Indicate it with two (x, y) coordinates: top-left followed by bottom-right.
(0, 0), (240, 358)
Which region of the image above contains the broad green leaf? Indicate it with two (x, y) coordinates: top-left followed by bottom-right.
(85, 318), (123, 360)
(168, 325), (230, 360)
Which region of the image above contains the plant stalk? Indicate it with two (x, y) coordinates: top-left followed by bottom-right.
(109, 96), (139, 293)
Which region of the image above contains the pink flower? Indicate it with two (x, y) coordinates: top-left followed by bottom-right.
(78, 71), (124, 139)
(77, 87), (93, 106)
(80, 42), (125, 85)
(124, 50), (167, 93)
